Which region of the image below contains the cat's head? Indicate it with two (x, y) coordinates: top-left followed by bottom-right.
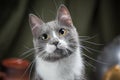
(29, 4), (79, 61)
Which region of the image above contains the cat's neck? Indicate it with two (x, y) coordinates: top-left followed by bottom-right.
(35, 47), (84, 80)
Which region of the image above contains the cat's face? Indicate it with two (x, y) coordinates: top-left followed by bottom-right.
(29, 5), (79, 61)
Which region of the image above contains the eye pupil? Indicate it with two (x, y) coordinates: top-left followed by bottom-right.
(42, 34), (48, 40)
(59, 28), (65, 34)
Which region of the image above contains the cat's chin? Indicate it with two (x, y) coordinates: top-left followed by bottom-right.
(54, 48), (63, 53)
(43, 48), (73, 62)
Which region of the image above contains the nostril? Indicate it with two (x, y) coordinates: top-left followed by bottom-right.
(53, 41), (59, 46)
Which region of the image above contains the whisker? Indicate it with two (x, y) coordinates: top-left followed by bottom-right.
(81, 40), (104, 46)
(29, 59), (35, 80)
(38, 50), (46, 57)
(20, 48), (35, 57)
(21, 52), (34, 60)
(64, 49), (69, 56)
(80, 45), (93, 54)
(79, 35), (98, 41)
(84, 60), (96, 70)
(67, 47), (74, 52)
(82, 53), (106, 64)
(20, 59), (35, 80)
(82, 45), (101, 53)
(79, 36), (90, 38)
(20, 47), (42, 57)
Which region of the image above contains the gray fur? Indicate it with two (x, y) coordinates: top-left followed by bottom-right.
(32, 21), (79, 62)
(29, 4), (84, 80)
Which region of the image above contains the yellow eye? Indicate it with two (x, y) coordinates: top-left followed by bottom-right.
(59, 28), (67, 36)
(41, 34), (49, 40)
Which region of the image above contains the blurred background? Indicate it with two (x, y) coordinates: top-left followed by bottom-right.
(0, 0), (120, 80)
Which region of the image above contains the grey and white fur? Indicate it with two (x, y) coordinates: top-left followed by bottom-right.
(29, 4), (85, 80)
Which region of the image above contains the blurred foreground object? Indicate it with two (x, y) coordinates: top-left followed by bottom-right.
(0, 58), (30, 80)
(0, 72), (6, 80)
(96, 36), (120, 80)
(103, 65), (120, 80)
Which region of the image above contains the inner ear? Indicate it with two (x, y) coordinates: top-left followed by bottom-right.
(29, 13), (44, 28)
(56, 4), (73, 27)
(29, 13), (44, 37)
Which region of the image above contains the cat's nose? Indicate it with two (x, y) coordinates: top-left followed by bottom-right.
(53, 41), (59, 46)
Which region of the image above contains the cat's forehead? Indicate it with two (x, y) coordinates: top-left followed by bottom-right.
(45, 21), (58, 30)
(38, 21), (59, 34)
(39, 21), (56, 32)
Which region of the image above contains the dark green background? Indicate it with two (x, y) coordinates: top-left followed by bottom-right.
(0, 0), (120, 80)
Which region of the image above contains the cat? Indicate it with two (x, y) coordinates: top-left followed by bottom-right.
(29, 4), (85, 80)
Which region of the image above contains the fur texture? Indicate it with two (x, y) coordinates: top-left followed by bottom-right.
(29, 4), (85, 80)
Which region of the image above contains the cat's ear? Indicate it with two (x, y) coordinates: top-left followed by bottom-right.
(56, 4), (73, 27)
(29, 14), (44, 36)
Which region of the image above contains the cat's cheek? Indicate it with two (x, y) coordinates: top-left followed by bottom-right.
(45, 43), (56, 53)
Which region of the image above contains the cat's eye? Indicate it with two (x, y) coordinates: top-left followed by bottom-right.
(59, 28), (67, 36)
(41, 34), (49, 40)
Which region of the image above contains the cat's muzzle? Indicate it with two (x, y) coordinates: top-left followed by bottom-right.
(44, 47), (73, 62)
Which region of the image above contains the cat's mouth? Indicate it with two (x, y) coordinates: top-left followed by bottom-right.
(54, 48), (63, 53)
(44, 47), (73, 62)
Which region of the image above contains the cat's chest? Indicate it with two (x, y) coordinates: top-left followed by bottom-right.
(35, 57), (62, 80)
(35, 49), (83, 80)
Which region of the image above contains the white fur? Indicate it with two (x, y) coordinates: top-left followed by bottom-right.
(45, 31), (68, 54)
(35, 47), (84, 80)
(58, 39), (68, 49)
(52, 30), (68, 49)
(52, 31), (58, 38)
(45, 43), (56, 53)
